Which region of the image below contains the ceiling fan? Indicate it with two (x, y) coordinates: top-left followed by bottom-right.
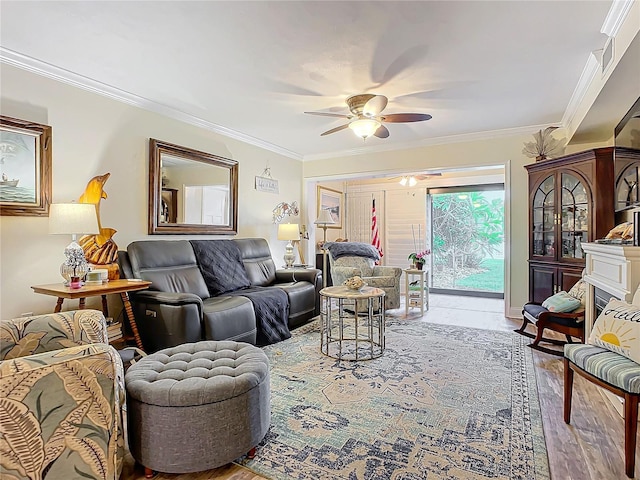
(304, 93), (432, 139)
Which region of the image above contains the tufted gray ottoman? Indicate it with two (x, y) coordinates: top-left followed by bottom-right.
(125, 341), (270, 477)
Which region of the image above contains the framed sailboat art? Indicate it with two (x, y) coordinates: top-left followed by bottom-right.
(0, 116), (51, 216)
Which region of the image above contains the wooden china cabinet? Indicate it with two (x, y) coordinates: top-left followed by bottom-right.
(525, 147), (615, 303)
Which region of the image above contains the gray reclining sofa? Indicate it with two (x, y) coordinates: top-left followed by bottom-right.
(118, 238), (321, 352)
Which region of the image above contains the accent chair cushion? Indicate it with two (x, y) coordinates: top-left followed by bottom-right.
(588, 298), (640, 364)
(564, 344), (640, 394)
(541, 291), (582, 313)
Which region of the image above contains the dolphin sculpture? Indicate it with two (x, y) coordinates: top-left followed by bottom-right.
(78, 173), (118, 266)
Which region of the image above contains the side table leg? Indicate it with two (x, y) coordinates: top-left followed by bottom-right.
(120, 292), (145, 351)
(101, 295), (109, 317)
(54, 297), (64, 313)
(78, 298), (86, 309)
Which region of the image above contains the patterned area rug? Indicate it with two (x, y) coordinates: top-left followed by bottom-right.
(241, 319), (550, 480)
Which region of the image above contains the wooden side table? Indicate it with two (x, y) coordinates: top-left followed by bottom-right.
(31, 279), (151, 351)
(404, 268), (429, 316)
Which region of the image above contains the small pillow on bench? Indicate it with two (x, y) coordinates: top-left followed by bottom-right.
(588, 298), (640, 363)
(542, 291), (582, 313)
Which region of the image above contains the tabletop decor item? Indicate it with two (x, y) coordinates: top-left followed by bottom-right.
(343, 275), (366, 290)
(78, 173), (120, 280)
(48, 202), (99, 286)
(408, 249), (431, 270)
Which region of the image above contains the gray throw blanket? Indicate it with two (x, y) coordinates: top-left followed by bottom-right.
(225, 287), (290, 346)
(190, 240), (291, 345)
(326, 242), (380, 261)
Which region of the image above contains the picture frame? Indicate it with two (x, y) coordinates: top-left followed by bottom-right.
(0, 116), (52, 217)
(317, 185), (343, 229)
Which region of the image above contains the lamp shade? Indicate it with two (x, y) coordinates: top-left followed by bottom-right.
(49, 203), (99, 235)
(278, 223), (300, 241)
(314, 209), (336, 225)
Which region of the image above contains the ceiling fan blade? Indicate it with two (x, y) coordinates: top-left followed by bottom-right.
(382, 113), (432, 123)
(320, 124), (350, 136)
(415, 173), (442, 179)
(363, 95), (388, 117)
(374, 125), (389, 138)
(304, 111), (351, 119)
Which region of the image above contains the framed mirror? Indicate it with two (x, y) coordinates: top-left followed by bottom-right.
(149, 138), (238, 234)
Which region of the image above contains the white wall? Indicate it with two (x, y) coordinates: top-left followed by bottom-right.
(0, 64), (303, 318)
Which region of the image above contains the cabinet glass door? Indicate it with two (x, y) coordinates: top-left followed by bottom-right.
(616, 163), (639, 211)
(532, 175), (555, 257)
(560, 173), (588, 259)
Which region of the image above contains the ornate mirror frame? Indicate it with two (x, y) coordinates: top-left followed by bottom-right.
(148, 138), (238, 235)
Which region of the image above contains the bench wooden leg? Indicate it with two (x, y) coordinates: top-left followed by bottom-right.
(624, 393), (638, 478)
(247, 447), (257, 459)
(563, 358), (574, 424)
(144, 466), (154, 478)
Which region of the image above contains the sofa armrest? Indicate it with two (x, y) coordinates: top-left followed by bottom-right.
(133, 291), (203, 309)
(275, 268), (321, 285)
(372, 266), (402, 278)
(0, 310), (108, 360)
(0, 343), (124, 479)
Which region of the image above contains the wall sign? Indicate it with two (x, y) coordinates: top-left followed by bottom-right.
(255, 175), (279, 193)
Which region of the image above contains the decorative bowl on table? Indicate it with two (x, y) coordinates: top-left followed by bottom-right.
(343, 276), (367, 291)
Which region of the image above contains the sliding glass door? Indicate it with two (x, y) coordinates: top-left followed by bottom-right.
(428, 184), (504, 297)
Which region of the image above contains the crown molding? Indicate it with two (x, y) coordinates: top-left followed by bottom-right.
(303, 123), (559, 162)
(562, 0), (636, 134)
(561, 53), (601, 133)
(0, 47), (303, 161)
(601, 0), (635, 37)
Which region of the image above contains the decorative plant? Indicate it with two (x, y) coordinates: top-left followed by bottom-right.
(408, 249), (431, 265)
(522, 126), (566, 161)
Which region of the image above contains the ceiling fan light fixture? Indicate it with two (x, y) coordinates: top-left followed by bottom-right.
(408, 176), (417, 187)
(399, 176), (408, 186)
(349, 118), (381, 139)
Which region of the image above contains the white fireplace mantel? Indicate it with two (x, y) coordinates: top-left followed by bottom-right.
(581, 242), (640, 338)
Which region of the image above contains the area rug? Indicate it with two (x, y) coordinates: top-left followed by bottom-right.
(241, 319), (550, 480)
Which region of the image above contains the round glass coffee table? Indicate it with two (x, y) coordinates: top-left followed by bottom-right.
(319, 285), (386, 360)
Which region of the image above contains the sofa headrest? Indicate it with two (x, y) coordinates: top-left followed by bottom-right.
(234, 238), (276, 286)
(127, 240), (210, 299)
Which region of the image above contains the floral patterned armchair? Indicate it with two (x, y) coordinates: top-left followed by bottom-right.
(0, 310), (124, 480)
(326, 242), (402, 309)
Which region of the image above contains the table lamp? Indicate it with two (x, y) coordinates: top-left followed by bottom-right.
(314, 209), (336, 287)
(278, 223), (300, 268)
(49, 202), (99, 286)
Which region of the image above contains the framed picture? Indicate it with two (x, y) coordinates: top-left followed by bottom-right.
(0, 116), (52, 216)
(317, 185), (343, 229)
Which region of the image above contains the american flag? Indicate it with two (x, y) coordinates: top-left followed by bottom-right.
(371, 199), (383, 260)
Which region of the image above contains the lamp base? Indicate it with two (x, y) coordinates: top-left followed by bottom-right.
(60, 240), (90, 285)
(283, 241), (295, 268)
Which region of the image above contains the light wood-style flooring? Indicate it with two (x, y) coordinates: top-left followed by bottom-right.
(121, 294), (638, 479)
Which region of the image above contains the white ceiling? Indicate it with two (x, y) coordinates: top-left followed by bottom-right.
(0, 1), (632, 160)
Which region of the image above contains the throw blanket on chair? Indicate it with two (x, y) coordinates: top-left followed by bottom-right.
(190, 240), (291, 345)
(326, 241), (381, 261)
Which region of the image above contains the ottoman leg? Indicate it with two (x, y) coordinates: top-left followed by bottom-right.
(247, 447), (257, 459)
(144, 466), (155, 478)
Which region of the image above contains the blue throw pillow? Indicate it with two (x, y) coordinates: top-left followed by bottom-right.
(542, 291), (582, 313)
